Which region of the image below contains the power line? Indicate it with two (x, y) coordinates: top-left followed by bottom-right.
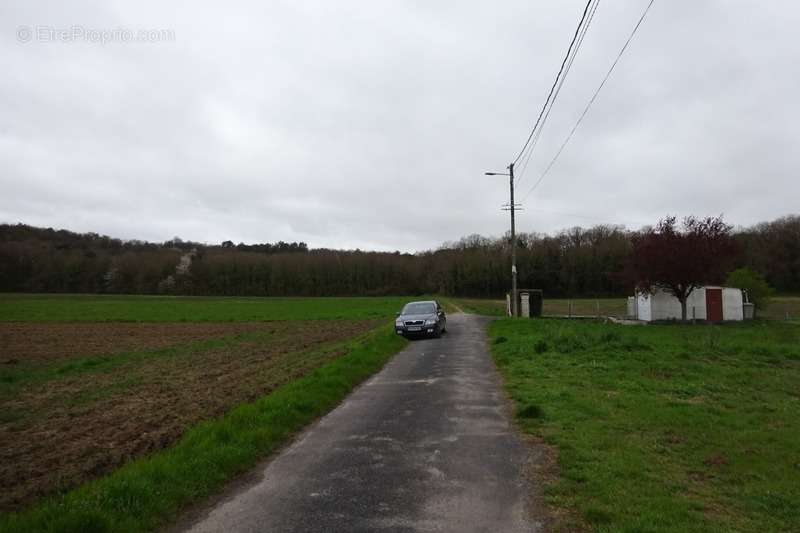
(524, 206), (652, 228)
(516, 0), (601, 184)
(512, 0), (595, 167)
(518, 0), (600, 182)
(521, 0), (658, 203)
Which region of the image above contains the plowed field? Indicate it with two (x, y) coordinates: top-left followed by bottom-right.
(1, 322), (270, 363)
(0, 319), (381, 511)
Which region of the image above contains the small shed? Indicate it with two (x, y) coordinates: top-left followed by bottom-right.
(506, 289), (543, 317)
(631, 286), (744, 322)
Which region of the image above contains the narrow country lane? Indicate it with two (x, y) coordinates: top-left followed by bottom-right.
(182, 313), (540, 533)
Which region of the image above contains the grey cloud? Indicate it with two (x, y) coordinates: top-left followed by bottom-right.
(2, 0), (798, 251)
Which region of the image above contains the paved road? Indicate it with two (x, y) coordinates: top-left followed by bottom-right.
(183, 314), (538, 533)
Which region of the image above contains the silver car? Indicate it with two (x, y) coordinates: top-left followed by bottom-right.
(395, 300), (447, 338)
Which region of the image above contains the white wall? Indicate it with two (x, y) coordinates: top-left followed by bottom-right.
(635, 286), (744, 321)
(636, 292), (652, 321)
(722, 288), (744, 320)
(685, 288), (707, 320)
(650, 289), (684, 320)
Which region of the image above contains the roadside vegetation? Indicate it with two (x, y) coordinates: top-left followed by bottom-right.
(0, 295), (409, 532)
(490, 318), (800, 532)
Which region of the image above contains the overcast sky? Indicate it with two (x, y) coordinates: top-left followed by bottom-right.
(2, 1), (798, 251)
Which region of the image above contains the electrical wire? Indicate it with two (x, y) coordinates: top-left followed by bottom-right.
(516, 0), (601, 184)
(512, 0), (595, 167)
(526, 206), (652, 227)
(521, 0), (658, 203)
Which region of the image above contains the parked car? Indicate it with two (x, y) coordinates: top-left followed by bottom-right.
(395, 300), (447, 338)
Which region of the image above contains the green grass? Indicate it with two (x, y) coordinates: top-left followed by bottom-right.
(765, 296), (800, 320)
(5, 294), (797, 322)
(0, 325), (406, 533)
(490, 318), (800, 533)
(446, 298), (507, 316)
(542, 298), (627, 318)
(448, 297), (627, 317)
(451, 296), (800, 321)
(0, 294), (419, 322)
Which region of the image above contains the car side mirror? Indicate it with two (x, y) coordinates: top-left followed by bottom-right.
(395, 312), (401, 317)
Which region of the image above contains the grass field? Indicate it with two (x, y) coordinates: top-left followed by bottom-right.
(445, 297), (507, 316)
(3, 293), (798, 532)
(448, 297), (627, 317)
(0, 293), (415, 322)
(490, 318), (800, 532)
(0, 294), (409, 532)
(767, 296), (800, 320)
(450, 296), (800, 321)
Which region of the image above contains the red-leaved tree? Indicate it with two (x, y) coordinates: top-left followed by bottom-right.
(628, 216), (738, 320)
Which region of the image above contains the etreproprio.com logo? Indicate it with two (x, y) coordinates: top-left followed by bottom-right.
(16, 25), (175, 44)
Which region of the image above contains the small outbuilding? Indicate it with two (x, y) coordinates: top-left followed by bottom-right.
(629, 286), (744, 322)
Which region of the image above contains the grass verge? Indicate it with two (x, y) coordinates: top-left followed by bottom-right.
(0, 325), (406, 533)
(490, 318), (800, 533)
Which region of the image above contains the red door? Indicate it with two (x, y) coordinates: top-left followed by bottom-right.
(706, 288), (723, 322)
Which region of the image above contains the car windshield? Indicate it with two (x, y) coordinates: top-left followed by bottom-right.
(402, 302), (436, 315)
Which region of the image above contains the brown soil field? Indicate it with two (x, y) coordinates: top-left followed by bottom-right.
(0, 322), (275, 363)
(0, 319), (381, 511)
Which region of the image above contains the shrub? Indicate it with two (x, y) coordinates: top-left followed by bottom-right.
(725, 267), (775, 317)
(517, 404), (543, 419)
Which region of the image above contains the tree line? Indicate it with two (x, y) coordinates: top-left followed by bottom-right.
(0, 215), (797, 298)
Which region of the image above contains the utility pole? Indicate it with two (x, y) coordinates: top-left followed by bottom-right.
(508, 163), (518, 317)
(485, 164), (521, 317)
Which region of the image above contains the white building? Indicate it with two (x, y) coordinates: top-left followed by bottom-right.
(629, 286), (744, 322)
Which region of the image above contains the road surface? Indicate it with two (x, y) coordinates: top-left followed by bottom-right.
(182, 313), (539, 532)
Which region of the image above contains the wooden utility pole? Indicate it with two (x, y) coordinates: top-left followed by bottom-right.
(508, 163), (518, 317)
(486, 165), (521, 317)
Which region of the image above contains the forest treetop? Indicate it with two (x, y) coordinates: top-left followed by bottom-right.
(1, 215), (797, 298)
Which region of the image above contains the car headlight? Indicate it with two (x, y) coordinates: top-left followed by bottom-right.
(395, 319), (404, 326)
(424, 318), (437, 326)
